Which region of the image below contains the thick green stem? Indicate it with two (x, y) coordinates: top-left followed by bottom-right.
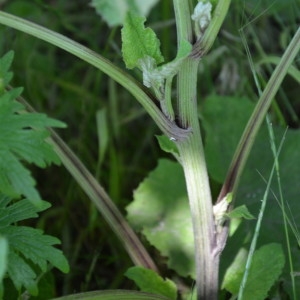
(176, 58), (218, 300)
(173, 1), (218, 298)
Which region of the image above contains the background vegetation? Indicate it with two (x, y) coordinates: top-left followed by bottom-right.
(0, 0), (299, 298)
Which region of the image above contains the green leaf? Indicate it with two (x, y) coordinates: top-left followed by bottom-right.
(8, 251), (38, 295)
(0, 51), (66, 206)
(222, 243), (285, 299)
(5, 226), (69, 273)
(0, 197), (50, 228)
(125, 266), (177, 300)
(221, 247), (248, 292)
(91, 0), (159, 27)
(121, 12), (164, 69)
(202, 95), (254, 183)
(202, 95), (300, 294)
(0, 195), (69, 295)
(155, 135), (179, 157)
(0, 89), (64, 206)
(226, 205), (255, 220)
(126, 159), (195, 278)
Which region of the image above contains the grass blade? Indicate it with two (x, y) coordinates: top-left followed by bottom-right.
(237, 128), (286, 299)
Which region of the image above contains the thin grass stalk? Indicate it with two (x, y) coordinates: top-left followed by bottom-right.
(238, 126), (286, 298)
(266, 117), (296, 297)
(235, 23), (299, 297)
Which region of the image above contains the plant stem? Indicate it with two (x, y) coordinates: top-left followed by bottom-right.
(190, 0), (231, 58)
(0, 11), (188, 141)
(173, 1), (218, 298)
(176, 58), (218, 300)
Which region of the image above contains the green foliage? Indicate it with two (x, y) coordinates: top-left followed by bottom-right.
(227, 205), (255, 220)
(201, 95), (254, 183)
(126, 159), (195, 278)
(222, 243), (285, 299)
(90, 0), (159, 27)
(0, 195), (69, 296)
(125, 266), (177, 300)
(127, 95), (300, 291)
(0, 1), (298, 298)
(155, 135), (179, 157)
(0, 51), (69, 297)
(0, 51), (66, 208)
(202, 95), (300, 294)
(121, 12), (164, 70)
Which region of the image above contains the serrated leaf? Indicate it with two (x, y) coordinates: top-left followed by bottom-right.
(0, 196), (50, 228)
(7, 233), (67, 295)
(121, 12), (164, 69)
(8, 251), (38, 295)
(222, 243), (285, 299)
(0, 149), (41, 204)
(126, 159), (195, 278)
(125, 266), (177, 300)
(0, 86), (65, 206)
(227, 205), (255, 220)
(0, 50), (66, 207)
(90, 0), (159, 27)
(4, 226), (69, 274)
(0, 196), (69, 295)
